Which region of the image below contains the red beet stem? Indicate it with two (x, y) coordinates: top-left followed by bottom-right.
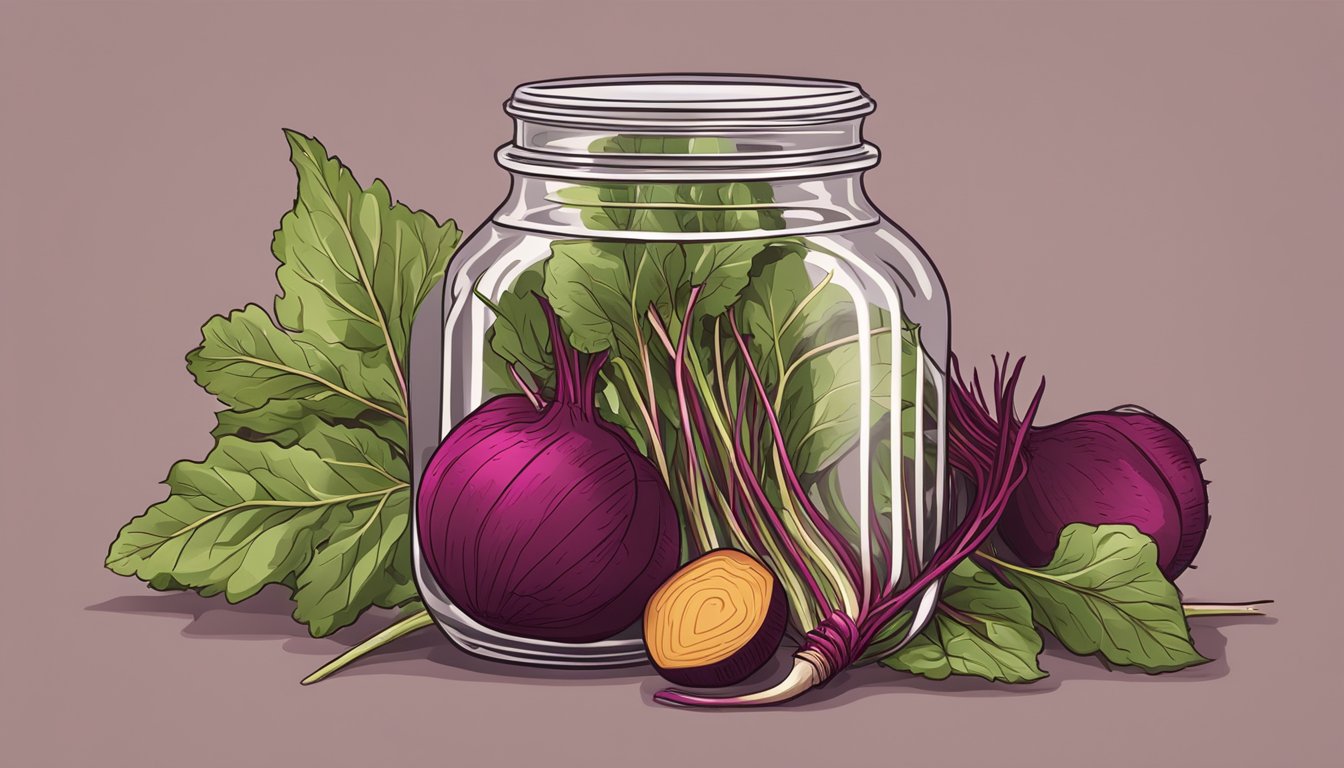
(533, 292), (607, 413)
(727, 309), (864, 591)
(860, 360), (1043, 648)
(533, 293), (576, 405)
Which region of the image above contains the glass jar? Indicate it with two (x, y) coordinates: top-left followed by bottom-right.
(409, 75), (951, 668)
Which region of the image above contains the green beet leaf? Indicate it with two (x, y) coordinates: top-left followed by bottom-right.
(107, 132), (457, 636)
(733, 248), (933, 481)
(210, 399), (407, 450)
(737, 250), (851, 390)
(543, 238), (798, 357)
(106, 430), (409, 633)
(478, 266), (554, 387)
(189, 304), (405, 424)
(273, 130), (460, 379)
(777, 322), (896, 478)
(881, 559), (1047, 683)
(559, 135), (787, 235)
(994, 524), (1210, 673)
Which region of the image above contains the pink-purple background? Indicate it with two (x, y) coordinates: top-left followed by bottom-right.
(2, 1), (1340, 766)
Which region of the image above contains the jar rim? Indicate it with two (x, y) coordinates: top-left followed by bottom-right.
(506, 73), (876, 129)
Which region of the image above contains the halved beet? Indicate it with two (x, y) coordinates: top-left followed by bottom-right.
(643, 549), (788, 687)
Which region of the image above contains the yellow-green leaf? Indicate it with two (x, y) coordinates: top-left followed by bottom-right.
(996, 524), (1209, 673)
(106, 430), (411, 635)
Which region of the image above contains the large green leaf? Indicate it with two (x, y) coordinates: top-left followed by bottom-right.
(109, 132), (456, 636)
(997, 524), (1209, 673)
(188, 304), (404, 423)
(735, 250), (923, 478)
(289, 422), (411, 634)
(273, 130), (459, 371)
(881, 559), (1046, 683)
(737, 250), (847, 385)
(778, 331), (895, 477)
(292, 486), (410, 634)
(210, 399), (406, 450)
(106, 429), (411, 635)
(545, 240), (673, 357)
(187, 132), (456, 446)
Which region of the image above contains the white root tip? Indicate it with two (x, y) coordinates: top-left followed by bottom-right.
(653, 656), (824, 708)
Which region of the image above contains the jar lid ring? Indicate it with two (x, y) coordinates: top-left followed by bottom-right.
(505, 73), (876, 130)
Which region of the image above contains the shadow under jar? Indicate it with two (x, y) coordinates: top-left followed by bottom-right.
(409, 75), (952, 668)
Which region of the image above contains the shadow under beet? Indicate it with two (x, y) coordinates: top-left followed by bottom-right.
(88, 589), (1272, 701)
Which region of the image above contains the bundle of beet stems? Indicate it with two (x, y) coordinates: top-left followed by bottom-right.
(652, 332), (1044, 706)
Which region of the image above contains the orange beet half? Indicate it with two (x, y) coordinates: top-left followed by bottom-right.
(643, 549), (788, 688)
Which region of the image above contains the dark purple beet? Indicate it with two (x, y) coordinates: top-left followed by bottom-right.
(998, 407), (1210, 579)
(417, 297), (680, 643)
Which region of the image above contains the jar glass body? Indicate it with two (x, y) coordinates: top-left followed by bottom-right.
(409, 78), (952, 667)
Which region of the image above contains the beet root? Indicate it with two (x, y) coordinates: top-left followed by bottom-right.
(998, 407), (1210, 579)
(417, 295), (681, 643)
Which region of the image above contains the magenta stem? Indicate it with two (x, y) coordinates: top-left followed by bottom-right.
(533, 292), (577, 404)
(579, 351), (610, 418)
(862, 371), (1043, 647)
(730, 425), (831, 608)
(963, 360), (1031, 543)
(670, 286), (710, 531)
(680, 371), (731, 495)
(949, 356), (996, 447)
(901, 487), (921, 585)
(726, 310), (864, 592)
(728, 378), (772, 557)
(568, 339), (583, 403)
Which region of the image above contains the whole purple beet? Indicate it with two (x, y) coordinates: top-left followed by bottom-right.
(417, 296), (680, 643)
(997, 406), (1210, 579)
